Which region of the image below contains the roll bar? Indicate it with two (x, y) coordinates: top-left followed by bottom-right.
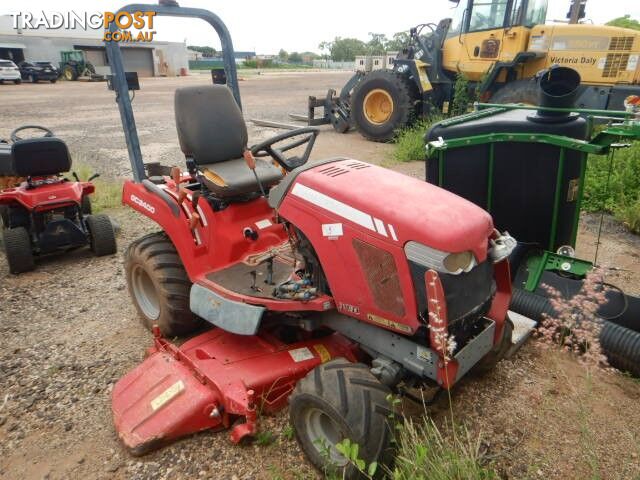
(105, 2), (241, 182)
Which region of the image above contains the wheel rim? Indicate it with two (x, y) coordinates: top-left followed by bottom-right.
(363, 88), (394, 125)
(131, 264), (160, 320)
(304, 408), (348, 467)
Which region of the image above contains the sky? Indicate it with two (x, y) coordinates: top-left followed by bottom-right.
(1, 0), (636, 54)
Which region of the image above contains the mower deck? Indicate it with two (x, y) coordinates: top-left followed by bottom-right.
(112, 326), (358, 454)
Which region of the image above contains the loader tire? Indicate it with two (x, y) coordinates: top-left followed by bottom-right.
(289, 359), (395, 479)
(472, 316), (514, 375)
(86, 214), (117, 256)
(490, 79), (539, 105)
(125, 232), (200, 337)
(3, 227), (35, 274)
(351, 70), (418, 142)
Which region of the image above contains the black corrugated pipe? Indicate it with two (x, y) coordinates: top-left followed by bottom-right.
(510, 288), (640, 377)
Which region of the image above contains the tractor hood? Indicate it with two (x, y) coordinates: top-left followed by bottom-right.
(276, 158), (494, 262)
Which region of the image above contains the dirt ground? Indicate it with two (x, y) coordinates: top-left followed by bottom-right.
(0, 73), (639, 480)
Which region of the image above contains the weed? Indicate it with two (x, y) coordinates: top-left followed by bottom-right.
(392, 417), (497, 480)
(451, 73), (474, 117)
(255, 429), (276, 446)
(282, 424), (295, 441)
(583, 142), (640, 233)
(392, 117), (443, 163)
(537, 269), (608, 367)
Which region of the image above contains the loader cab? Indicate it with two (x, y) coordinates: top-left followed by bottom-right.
(442, 0), (548, 80)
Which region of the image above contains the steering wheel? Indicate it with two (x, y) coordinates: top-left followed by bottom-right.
(250, 127), (320, 171)
(10, 125), (54, 143)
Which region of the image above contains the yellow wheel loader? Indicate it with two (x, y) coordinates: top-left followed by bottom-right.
(304, 0), (640, 141)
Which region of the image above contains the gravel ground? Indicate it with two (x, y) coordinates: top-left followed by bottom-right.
(1, 74), (639, 479)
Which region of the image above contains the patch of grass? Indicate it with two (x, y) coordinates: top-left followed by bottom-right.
(255, 429), (276, 446)
(392, 417), (497, 480)
(282, 424), (295, 441)
(392, 117), (443, 163)
(70, 163), (122, 213)
(582, 141), (640, 233)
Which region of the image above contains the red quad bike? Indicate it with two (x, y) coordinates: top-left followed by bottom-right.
(107, 3), (515, 476)
(0, 125), (117, 274)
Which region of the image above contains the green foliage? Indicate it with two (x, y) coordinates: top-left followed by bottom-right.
(606, 15), (640, 30)
(392, 418), (497, 480)
(451, 73), (473, 116)
(282, 424), (295, 441)
(393, 117), (443, 163)
(71, 163), (121, 212)
(288, 52), (303, 64)
(187, 45), (217, 57)
(255, 429), (276, 446)
(583, 142), (640, 233)
(386, 31), (411, 52)
(278, 49), (288, 62)
(367, 33), (388, 55)
(319, 37), (368, 61)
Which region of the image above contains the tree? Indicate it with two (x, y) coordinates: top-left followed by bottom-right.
(366, 33), (388, 55)
(187, 45), (217, 58)
(386, 31), (411, 52)
(289, 52), (303, 63)
(606, 15), (640, 30)
(278, 49), (289, 62)
(319, 37), (367, 62)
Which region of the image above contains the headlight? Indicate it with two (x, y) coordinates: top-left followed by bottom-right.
(404, 241), (476, 275)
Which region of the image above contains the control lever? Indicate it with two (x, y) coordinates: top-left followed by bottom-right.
(170, 166), (182, 192)
(243, 150), (266, 197)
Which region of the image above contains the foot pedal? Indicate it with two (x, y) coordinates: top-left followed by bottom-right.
(506, 310), (537, 358)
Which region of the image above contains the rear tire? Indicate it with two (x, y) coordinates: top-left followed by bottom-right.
(125, 232), (200, 337)
(86, 214), (117, 256)
(0, 205), (9, 227)
(3, 227), (35, 274)
(490, 79), (539, 105)
(351, 70), (419, 142)
(50, 79), (57, 84)
(289, 359), (394, 479)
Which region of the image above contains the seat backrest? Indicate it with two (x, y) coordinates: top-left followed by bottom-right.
(174, 85), (247, 165)
(11, 137), (71, 177)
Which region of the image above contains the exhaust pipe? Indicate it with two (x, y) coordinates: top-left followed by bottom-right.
(529, 65), (582, 122)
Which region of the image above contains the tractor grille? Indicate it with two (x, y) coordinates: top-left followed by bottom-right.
(407, 259), (496, 326)
(609, 36), (634, 51)
(602, 53), (630, 78)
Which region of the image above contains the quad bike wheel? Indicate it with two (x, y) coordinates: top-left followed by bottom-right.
(490, 79), (539, 105)
(86, 214), (117, 256)
(125, 232), (201, 337)
(3, 226), (35, 274)
(351, 70), (419, 142)
(0, 205), (9, 227)
(472, 316), (514, 375)
(289, 359), (394, 479)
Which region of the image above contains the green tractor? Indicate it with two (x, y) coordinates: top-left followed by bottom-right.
(59, 50), (105, 82)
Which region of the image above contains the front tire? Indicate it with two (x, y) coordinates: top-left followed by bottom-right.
(351, 70), (418, 142)
(86, 214), (117, 256)
(63, 66), (77, 81)
(125, 232), (200, 337)
(472, 316), (514, 375)
(3, 227), (35, 274)
(14, 79), (21, 85)
(289, 359), (394, 479)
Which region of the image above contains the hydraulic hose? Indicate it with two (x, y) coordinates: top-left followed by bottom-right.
(510, 288), (640, 377)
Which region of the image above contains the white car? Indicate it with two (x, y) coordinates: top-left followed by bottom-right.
(0, 60), (22, 84)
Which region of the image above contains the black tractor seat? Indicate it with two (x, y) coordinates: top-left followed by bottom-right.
(0, 137), (71, 177)
(174, 85), (283, 199)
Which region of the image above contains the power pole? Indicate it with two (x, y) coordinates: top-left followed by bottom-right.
(568, 0), (587, 24)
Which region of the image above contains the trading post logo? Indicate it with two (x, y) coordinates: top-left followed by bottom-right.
(10, 11), (157, 43)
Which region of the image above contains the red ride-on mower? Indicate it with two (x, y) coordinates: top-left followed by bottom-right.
(0, 126), (117, 274)
(107, 3), (515, 476)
